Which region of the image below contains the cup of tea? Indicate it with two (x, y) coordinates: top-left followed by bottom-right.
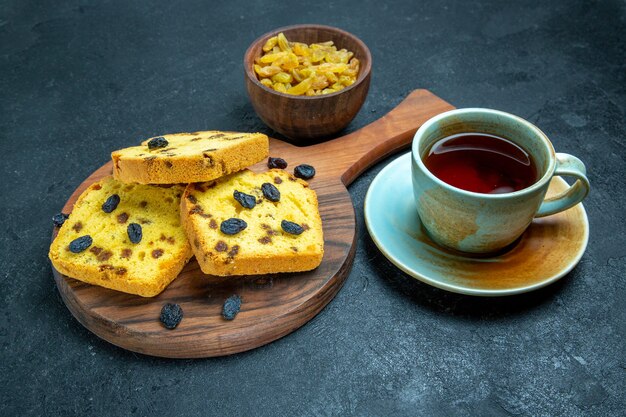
(411, 108), (590, 254)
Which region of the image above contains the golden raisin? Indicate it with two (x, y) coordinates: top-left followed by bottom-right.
(254, 32), (359, 96)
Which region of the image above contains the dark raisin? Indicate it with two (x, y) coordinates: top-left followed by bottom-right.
(267, 157), (288, 169)
(294, 164), (315, 180)
(227, 245), (239, 258)
(233, 190), (256, 209)
(215, 241), (228, 252)
(222, 295), (242, 320)
(127, 223), (142, 244)
(52, 213), (69, 227)
(220, 218), (247, 235)
(69, 235), (93, 253)
(281, 220), (304, 235)
(97, 250), (112, 262)
(102, 194), (120, 213)
(90, 246), (103, 255)
(148, 136), (168, 150)
(160, 303), (183, 329)
(261, 183), (280, 202)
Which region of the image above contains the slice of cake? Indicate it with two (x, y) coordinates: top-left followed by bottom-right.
(49, 177), (193, 297)
(181, 169), (324, 276)
(111, 131), (269, 184)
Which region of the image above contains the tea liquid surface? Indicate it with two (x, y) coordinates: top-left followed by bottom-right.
(424, 133), (538, 194)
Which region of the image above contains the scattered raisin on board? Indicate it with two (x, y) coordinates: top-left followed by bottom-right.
(52, 213), (69, 227)
(160, 303), (183, 329)
(220, 218), (247, 235)
(233, 190), (256, 209)
(127, 223), (142, 244)
(148, 136), (168, 150)
(294, 164), (315, 180)
(281, 220), (304, 235)
(261, 183), (280, 202)
(267, 157), (288, 169)
(222, 295), (242, 320)
(69, 235), (93, 253)
(101, 194), (120, 213)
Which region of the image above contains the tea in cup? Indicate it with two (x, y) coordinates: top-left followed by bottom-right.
(411, 108), (590, 254)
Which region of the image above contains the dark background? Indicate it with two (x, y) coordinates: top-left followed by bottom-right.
(2, 0), (625, 415)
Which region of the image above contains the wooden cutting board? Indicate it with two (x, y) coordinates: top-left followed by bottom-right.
(52, 89), (454, 358)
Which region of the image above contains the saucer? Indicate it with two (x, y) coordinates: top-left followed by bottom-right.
(364, 153), (589, 296)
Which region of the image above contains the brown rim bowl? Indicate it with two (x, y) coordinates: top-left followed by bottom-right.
(244, 24), (372, 143)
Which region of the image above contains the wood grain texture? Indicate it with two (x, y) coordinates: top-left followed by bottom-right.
(52, 89), (454, 358)
(244, 24), (372, 142)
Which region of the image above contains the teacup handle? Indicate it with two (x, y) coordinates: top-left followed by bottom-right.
(536, 153), (590, 218)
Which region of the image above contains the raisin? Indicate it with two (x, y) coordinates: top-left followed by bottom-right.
(148, 136), (168, 150)
(102, 194), (120, 213)
(274, 176), (283, 184)
(121, 248), (132, 259)
(268, 157), (288, 169)
(97, 250), (112, 262)
(69, 235), (93, 253)
(294, 164), (315, 180)
(117, 212), (129, 224)
(215, 241), (228, 252)
(220, 218), (247, 235)
(52, 213), (69, 227)
(281, 220), (304, 235)
(233, 190), (256, 209)
(222, 295), (242, 320)
(152, 249), (164, 258)
(72, 222), (83, 232)
(127, 223), (142, 244)
(227, 245), (239, 258)
(261, 183), (280, 202)
(160, 303), (183, 329)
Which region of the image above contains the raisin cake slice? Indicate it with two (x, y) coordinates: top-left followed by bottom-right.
(181, 169), (324, 276)
(49, 177), (193, 297)
(111, 131), (269, 184)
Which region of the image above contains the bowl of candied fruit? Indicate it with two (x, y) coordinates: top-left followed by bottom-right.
(244, 24), (372, 142)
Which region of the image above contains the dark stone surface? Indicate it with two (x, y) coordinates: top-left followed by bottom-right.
(1, 0), (624, 415)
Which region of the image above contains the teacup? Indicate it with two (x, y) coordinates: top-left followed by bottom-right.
(411, 108), (590, 254)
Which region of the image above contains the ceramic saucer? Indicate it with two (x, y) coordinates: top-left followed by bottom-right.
(364, 153), (589, 296)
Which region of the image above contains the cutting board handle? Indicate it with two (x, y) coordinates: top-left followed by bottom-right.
(309, 89), (454, 185)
